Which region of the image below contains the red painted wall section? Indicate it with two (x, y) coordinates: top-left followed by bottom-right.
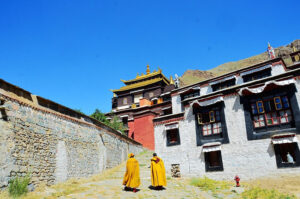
(133, 114), (155, 150)
(128, 120), (135, 139)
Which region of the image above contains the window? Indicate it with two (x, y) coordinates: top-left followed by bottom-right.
(250, 95), (293, 130)
(149, 92), (154, 98)
(197, 109), (222, 136)
(242, 68), (271, 83)
(211, 79), (236, 92)
(194, 102), (229, 146)
(181, 90), (200, 100)
(134, 94), (143, 103)
(123, 98), (128, 105)
(204, 151), (224, 172)
(166, 128), (180, 146)
(274, 143), (300, 168)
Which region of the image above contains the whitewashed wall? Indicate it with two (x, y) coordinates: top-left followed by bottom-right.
(171, 95), (182, 114)
(154, 84), (300, 180)
(271, 64), (286, 76)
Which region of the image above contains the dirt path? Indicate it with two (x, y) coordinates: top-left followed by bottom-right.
(17, 151), (226, 199)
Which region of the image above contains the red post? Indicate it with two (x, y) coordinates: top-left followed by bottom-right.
(234, 175), (240, 187)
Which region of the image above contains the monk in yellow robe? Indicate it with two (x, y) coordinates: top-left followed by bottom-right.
(122, 153), (140, 192)
(150, 153), (166, 189)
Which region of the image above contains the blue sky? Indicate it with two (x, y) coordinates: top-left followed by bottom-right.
(1, 0), (299, 114)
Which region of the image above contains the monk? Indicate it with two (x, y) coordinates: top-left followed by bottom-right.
(150, 153), (166, 190)
(122, 153), (140, 192)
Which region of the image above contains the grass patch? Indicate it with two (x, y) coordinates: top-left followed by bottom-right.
(190, 176), (230, 194)
(137, 150), (150, 156)
(8, 174), (31, 198)
(241, 187), (296, 199)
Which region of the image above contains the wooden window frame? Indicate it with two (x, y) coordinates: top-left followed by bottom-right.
(194, 102), (229, 146)
(251, 95), (293, 130)
(256, 100), (265, 113)
(197, 113), (203, 124)
(209, 111), (215, 123)
(274, 96), (282, 110)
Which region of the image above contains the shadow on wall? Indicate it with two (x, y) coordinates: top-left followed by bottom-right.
(198, 150), (205, 164)
(231, 95), (241, 112)
(186, 107), (194, 123)
(267, 143), (275, 158)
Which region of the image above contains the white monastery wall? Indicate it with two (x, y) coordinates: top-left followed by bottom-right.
(271, 64), (286, 76)
(171, 95), (182, 114)
(155, 87), (300, 180)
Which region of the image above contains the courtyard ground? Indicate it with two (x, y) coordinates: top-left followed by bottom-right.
(0, 150), (299, 199)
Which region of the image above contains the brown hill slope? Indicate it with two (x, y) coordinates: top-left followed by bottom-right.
(180, 40), (300, 87)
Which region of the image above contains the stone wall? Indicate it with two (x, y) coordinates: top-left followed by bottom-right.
(0, 84), (143, 188)
(154, 83), (300, 180)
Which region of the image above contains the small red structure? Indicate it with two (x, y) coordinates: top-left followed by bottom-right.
(234, 175), (240, 187)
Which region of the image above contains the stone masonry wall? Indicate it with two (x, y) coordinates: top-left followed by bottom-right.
(0, 92), (143, 188)
(155, 82), (300, 180)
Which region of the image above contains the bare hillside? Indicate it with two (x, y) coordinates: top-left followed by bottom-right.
(180, 40), (300, 87)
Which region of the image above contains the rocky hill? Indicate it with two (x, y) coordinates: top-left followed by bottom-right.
(179, 40), (300, 87)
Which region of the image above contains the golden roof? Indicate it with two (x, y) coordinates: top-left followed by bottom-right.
(121, 65), (169, 85)
(112, 77), (169, 92)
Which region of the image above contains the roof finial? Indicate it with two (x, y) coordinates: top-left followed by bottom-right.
(170, 76), (174, 84)
(158, 66), (162, 73)
(136, 73), (139, 78)
(146, 64), (150, 74)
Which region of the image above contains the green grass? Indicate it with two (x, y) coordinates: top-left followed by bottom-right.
(8, 174), (31, 198)
(241, 187), (296, 199)
(190, 176), (230, 194)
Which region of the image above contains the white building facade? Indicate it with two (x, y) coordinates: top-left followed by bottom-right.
(154, 57), (300, 180)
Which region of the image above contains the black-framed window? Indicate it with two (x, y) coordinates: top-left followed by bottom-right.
(181, 90), (200, 100)
(211, 79), (236, 92)
(242, 68), (271, 83)
(197, 109), (222, 136)
(246, 94), (295, 134)
(274, 143), (300, 168)
(250, 95), (294, 131)
(241, 85), (300, 140)
(166, 128), (180, 146)
(194, 102), (229, 146)
(204, 151), (224, 172)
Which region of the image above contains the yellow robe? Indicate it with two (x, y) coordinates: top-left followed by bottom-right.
(122, 157), (140, 188)
(151, 156), (167, 187)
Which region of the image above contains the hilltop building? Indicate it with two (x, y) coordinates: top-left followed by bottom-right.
(109, 65), (175, 150)
(110, 44), (300, 180)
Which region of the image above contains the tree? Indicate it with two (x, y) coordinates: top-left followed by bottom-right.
(90, 109), (109, 124)
(90, 109), (126, 134)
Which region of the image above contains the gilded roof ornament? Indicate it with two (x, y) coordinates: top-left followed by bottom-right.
(158, 67), (162, 73)
(146, 65), (150, 74)
(170, 76), (174, 84)
(136, 73), (139, 78)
